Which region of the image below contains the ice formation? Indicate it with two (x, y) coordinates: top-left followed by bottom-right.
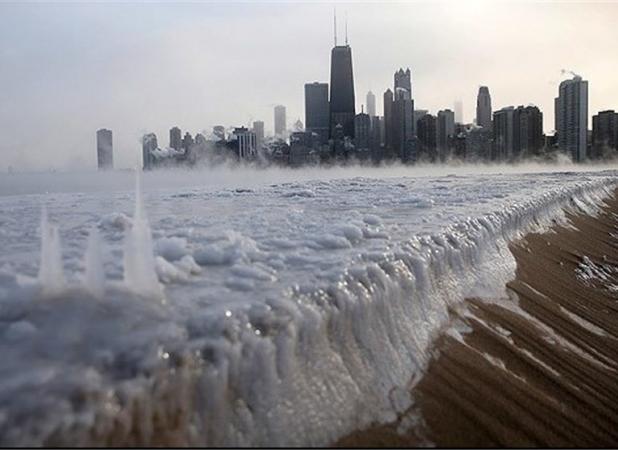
(37, 207), (65, 296)
(123, 170), (163, 298)
(84, 228), (105, 298)
(0, 168), (616, 446)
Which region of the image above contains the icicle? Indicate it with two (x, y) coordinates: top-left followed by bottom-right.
(38, 206), (65, 296)
(123, 169), (162, 298)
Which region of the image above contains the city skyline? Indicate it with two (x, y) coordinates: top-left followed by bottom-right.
(1, 1), (618, 170)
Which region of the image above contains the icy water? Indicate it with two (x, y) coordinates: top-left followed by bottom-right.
(0, 166), (616, 446)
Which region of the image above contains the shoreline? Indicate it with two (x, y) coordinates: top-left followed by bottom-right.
(336, 188), (618, 447)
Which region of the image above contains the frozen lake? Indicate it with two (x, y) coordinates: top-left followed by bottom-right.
(0, 165), (616, 446)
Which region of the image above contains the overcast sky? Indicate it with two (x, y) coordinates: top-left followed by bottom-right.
(1, 0), (617, 171)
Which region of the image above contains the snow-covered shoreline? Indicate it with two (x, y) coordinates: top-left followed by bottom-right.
(0, 169), (616, 446)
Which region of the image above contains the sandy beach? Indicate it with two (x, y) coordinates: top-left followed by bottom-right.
(337, 188), (618, 447)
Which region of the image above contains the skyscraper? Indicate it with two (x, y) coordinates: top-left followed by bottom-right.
(170, 127), (182, 150)
(354, 110), (371, 151)
(592, 110), (618, 159)
(383, 89), (393, 152)
(142, 133), (157, 170)
(394, 68), (412, 93)
(555, 75), (589, 162)
(253, 121), (265, 150)
(96, 128), (113, 170)
(493, 105), (543, 161)
(476, 86), (492, 129)
(493, 106), (516, 161)
(517, 105), (544, 157)
(417, 113), (437, 161)
(305, 82), (330, 144)
(233, 127), (257, 159)
(366, 91), (376, 117)
(391, 87), (414, 161)
(329, 44), (356, 138)
(436, 109), (455, 162)
(274, 105), (287, 138)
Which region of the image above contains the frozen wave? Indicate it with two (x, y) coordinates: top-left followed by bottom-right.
(0, 170), (616, 446)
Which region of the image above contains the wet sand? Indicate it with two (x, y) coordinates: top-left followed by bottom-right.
(336, 189), (618, 447)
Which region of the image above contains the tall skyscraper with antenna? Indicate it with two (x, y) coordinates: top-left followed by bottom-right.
(329, 10), (356, 138)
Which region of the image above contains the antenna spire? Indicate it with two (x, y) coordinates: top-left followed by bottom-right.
(345, 11), (348, 45)
(333, 8), (337, 46)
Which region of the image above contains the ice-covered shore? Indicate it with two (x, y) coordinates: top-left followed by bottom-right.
(0, 169), (616, 446)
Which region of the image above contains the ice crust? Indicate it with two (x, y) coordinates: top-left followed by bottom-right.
(0, 169), (616, 446)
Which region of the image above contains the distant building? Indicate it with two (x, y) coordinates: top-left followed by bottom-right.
(517, 105), (544, 157)
(169, 127), (182, 151)
(354, 111), (371, 151)
(142, 133), (157, 170)
(253, 121), (265, 150)
(370, 115), (383, 161)
(493, 106), (516, 161)
(329, 44), (356, 138)
(476, 86), (492, 129)
(96, 128), (113, 170)
(413, 109), (428, 128)
(274, 105), (287, 138)
(366, 90), (376, 117)
(392, 87), (414, 161)
(233, 127), (257, 159)
(592, 110), (618, 159)
(466, 126), (493, 161)
(555, 75), (588, 162)
(289, 131), (319, 166)
(493, 105), (544, 161)
(213, 126), (225, 141)
(305, 82), (330, 144)
(394, 68), (412, 93)
(383, 89), (394, 153)
(436, 109), (455, 161)
(417, 114), (437, 161)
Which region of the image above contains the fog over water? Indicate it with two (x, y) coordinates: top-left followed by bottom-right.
(2, 160), (617, 197)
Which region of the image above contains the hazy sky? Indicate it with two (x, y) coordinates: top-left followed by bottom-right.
(1, 0), (617, 171)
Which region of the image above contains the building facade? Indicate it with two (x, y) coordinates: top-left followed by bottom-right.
(142, 133), (158, 170)
(366, 90), (376, 118)
(274, 105), (287, 138)
(417, 113), (437, 162)
(592, 110), (618, 159)
(305, 82), (330, 144)
(391, 87), (414, 161)
(354, 111), (371, 152)
(96, 128), (113, 170)
(493, 106), (516, 161)
(233, 127), (257, 159)
(383, 89), (394, 153)
(555, 75), (588, 162)
(436, 109), (455, 162)
(169, 127), (182, 151)
(476, 86), (492, 129)
(394, 68), (412, 93)
(253, 121), (265, 150)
